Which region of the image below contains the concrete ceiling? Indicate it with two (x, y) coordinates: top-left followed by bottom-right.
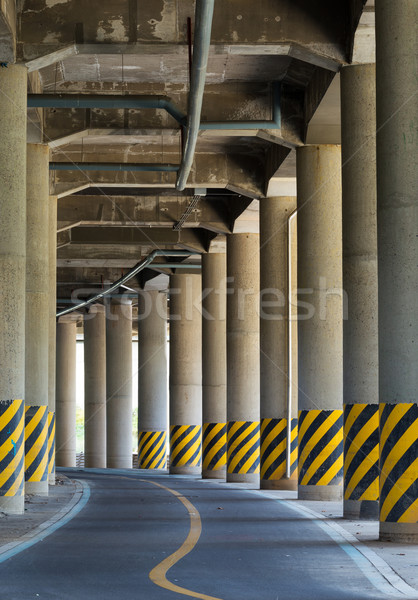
(1, 0), (375, 310)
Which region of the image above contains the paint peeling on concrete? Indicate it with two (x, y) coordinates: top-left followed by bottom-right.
(42, 30), (61, 44)
(45, 0), (68, 7)
(96, 18), (129, 43)
(148, 0), (177, 41)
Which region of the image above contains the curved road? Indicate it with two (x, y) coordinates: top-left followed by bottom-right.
(0, 470), (402, 599)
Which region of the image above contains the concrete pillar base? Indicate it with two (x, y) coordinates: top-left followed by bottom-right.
(227, 472), (260, 486)
(170, 466), (201, 476)
(202, 467), (226, 480)
(25, 481), (48, 496)
(0, 496), (24, 515)
(380, 522), (418, 544)
(261, 476), (297, 491)
(107, 457), (132, 470)
(344, 499), (379, 520)
(298, 484), (342, 502)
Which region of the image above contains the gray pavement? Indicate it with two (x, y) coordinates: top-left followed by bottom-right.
(0, 469), (417, 600)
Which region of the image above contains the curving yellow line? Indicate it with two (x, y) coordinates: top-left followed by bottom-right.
(140, 478), (223, 600)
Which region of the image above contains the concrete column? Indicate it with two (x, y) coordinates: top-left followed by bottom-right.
(106, 299), (133, 469)
(227, 233), (260, 485)
(56, 319), (77, 467)
(25, 144), (50, 496)
(137, 291), (168, 469)
(202, 254), (227, 479)
(376, 1), (418, 543)
(341, 64), (379, 520)
(297, 145), (343, 501)
(0, 65), (27, 514)
(260, 197), (297, 490)
(48, 196), (57, 484)
(84, 305), (106, 468)
(169, 274), (202, 475)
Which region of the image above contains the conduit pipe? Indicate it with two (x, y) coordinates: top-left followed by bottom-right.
(176, 0), (215, 191)
(28, 94), (187, 125)
(28, 85), (280, 131)
(56, 249), (195, 317)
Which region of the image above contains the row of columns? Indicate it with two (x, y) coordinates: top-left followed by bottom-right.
(0, 1), (416, 546)
(56, 300), (135, 470)
(71, 55), (414, 544)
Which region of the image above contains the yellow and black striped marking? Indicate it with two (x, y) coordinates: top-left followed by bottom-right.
(298, 409), (343, 486)
(25, 406), (48, 483)
(344, 404), (379, 502)
(261, 418), (297, 481)
(170, 425), (201, 468)
(138, 431), (167, 469)
(0, 400), (24, 498)
(227, 421), (260, 474)
(48, 411), (55, 475)
(202, 423), (226, 472)
(379, 403), (418, 523)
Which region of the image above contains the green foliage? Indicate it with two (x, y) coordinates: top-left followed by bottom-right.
(132, 407), (138, 453)
(76, 407), (84, 453)
(74, 407), (139, 454)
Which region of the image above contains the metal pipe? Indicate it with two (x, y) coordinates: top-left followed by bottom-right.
(286, 209), (297, 479)
(49, 162), (179, 172)
(176, 0), (215, 191)
(56, 249), (195, 317)
(28, 94), (187, 125)
(28, 82), (280, 133)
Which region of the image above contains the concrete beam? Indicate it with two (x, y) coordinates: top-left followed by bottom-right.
(57, 225), (217, 254)
(18, 0), (362, 66)
(56, 194), (242, 234)
(50, 154), (266, 199)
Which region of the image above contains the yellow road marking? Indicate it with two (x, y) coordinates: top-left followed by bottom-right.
(142, 479), (224, 600)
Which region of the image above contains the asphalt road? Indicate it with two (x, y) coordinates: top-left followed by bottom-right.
(0, 470), (397, 600)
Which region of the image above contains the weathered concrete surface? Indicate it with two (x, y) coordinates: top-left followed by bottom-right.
(341, 64), (378, 520)
(0, 65), (27, 515)
(84, 305), (106, 469)
(56, 319), (77, 468)
(106, 299), (133, 469)
(0, 0), (16, 63)
(202, 253), (227, 479)
(297, 145), (343, 502)
(169, 274), (202, 476)
(48, 195), (57, 485)
(18, 0), (361, 63)
(227, 233), (260, 485)
(376, 0), (418, 544)
(137, 290), (168, 445)
(25, 143), (50, 496)
(260, 196), (296, 490)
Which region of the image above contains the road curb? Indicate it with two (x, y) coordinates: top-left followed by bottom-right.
(0, 479), (90, 564)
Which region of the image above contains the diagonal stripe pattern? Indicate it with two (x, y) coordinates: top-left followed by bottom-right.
(25, 406), (48, 483)
(170, 425), (201, 468)
(48, 412), (56, 475)
(138, 431), (167, 469)
(202, 423), (227, 472)
(0, 399), (25, 498)
(261, 418), (298, 481)
(344, 404), (379, 501)
(227, 421), (260, 474)
(379, 403), (418, 523)
(298, 409), (343, 486)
